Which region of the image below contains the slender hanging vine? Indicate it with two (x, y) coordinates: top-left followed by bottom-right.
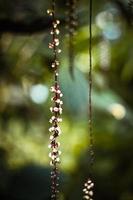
(66, 0), (78, 78)
(47, 1), (94, 199)
(128, 0), (133, 24)
(83, 0), (94, 199)
(47, 1), (63, 199)
(128, 0), (133, 10)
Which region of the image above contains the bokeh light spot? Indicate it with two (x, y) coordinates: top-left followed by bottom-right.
(30, 84), (49, 104)
(108, 103), (126, 120)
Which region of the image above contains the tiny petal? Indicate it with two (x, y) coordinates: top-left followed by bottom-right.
(51, 63), (56, 68)
(53, 107), (59, 112)
(54, 38), (59, 46)
(89, 191), (93, 196)
(59, 107), (63, 114)
(60, 93), (63, 97)
(49, 127), (55, 132)
(49, 43), (54, 49)
(55, 29), (60, 35)
(50, 86), (55, 92)
(57, 118), (62, 122)
(50, 135), (54, 140)
(56, 20), (60, 24)
(55, 60), (60, 65)
(55, 99), (60, 104)
(50, 161), (54, 166)
(50, 107), (53, 112)
(90, 183), (94, 187)
(50, 30), (54, 35)
(57, 89), (61, 94)
(49, 152), (52, 158)
(57, 49), (62, 53)
(56, 157), (60, 162)
(53, 22), (57, 28)
(47, 9), (53, 16)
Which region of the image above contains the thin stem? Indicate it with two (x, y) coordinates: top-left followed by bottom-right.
(89, 0), (94, 170)
(48, 1), (62, 200)
(83, 1), (94, 199)
(66, 0), (78, 78)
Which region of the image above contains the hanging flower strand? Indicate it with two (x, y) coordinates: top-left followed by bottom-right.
(83, 0), (94, 199)
(47, 0), (63, 199)
(83, 179), (94, 200)
(66, 0), (78, 78)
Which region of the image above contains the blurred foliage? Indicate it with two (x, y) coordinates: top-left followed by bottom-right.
(0, 0), (133, 200)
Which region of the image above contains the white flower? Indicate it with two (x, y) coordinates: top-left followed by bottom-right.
(50, 161), (54, 166)
(49, 127), (55, 132)
(60, 93), (63, 97)
(55, 99), (60, 104)
(53, 107), (59, 112)
(51, 63), (55, 68)
(56, 157), (60, 163)
(49, 116), (56, 123)
(50, 107), (53, 112)
(57, 118), (62, 122)
(57, 89), (61, 94)
(47, 9), (53, 16)
(48, 43), (54, 49)
(55, 127), (61, 134)
(55, 60), (59, 65)
(57, 49), (61, 53)
(54, 38), (59, 46)
(50, 86), (55, 92)
(59, 107), (63, 114)
(50, 135), (54, 140)
(55, 29), (60, 35)
(56, 20), (60, 24)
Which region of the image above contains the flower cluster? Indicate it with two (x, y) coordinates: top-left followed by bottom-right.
(49, 84), (63, 198)
(47, 11), (61, 56)
(83, 179), (94, 200)
(47, 1), (62, 199)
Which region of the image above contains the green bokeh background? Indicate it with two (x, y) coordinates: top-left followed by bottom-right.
(0, 0), (133, 199)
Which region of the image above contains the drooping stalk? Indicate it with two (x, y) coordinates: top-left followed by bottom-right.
(83, 0), (94, 199)
(66, 0), (78, 78)
(47, 1), (63, 199)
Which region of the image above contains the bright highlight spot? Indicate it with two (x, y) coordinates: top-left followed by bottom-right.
(30, 84), (49, 104)
(99, 39), (111, 69)
(108, 103), (126, 120)
(103, 25), (121, 40)
(96, 11), (112, 29)
(96, 10), (122, 40)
